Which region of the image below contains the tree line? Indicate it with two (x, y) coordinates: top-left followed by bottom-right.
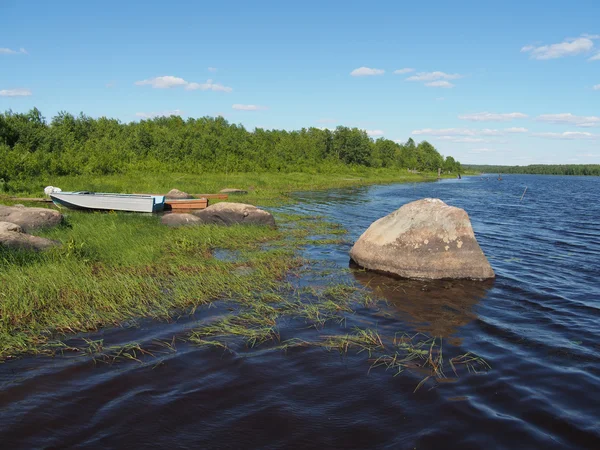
(464, 164), (600, 176)
(0, 108), (462, 185)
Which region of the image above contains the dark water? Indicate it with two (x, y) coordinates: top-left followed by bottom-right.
(2, 175), (600, 449)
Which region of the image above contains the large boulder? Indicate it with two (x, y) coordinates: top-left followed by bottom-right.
(0, 221), (23, 233)
(349, 198), (494, 280)
(0, 205), (63, 232)
(165, 189), (194, 199)
(0, 221), (60, 251)
(192, 203), (275, 227)
(161, 213), (203, 227)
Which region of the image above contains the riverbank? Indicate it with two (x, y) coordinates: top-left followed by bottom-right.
(0, 170), (447, 360)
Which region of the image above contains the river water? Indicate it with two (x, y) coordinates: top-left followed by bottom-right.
(1, 175), (599, 449)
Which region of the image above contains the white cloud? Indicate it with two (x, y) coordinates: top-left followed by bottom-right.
(412, 128), (502, 137)
(0, 88), (32, 97)
(350, 67), (385, 76)
(441, 137), (487, 143)
(469, 148), (497, 153)
(521, 36), (596, 60)
(406, 71), (462, 82)
(412, 127), (505, 143)
(208, 67), (218, 72)
(436, 97), (445, 101)
(135, 75), (232, 92)
(135, 76), (188, 88)
(106, 82), (115, 88)
(505, 127), (528, 133)
(0, 47), (27, 55)
(459, 112), (528, 122)
(232, 104), (266, 111)
(593, 84), (600, 90)
(425, 80), (454, 88)
(186, 79), (232, 92)
(136, 110), (183, 119)
(393, 68), (414, 74)
(536, 113), (600, 127)
(366, 129), (384, 136)
(590, 53), (600, 61)
(532, 131), (598, 140)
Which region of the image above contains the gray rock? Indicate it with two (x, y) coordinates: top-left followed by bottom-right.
(193, 203), (275, 227)
(0, 205), (63, 232)
(165, 189), (194, 199)
(0, 221), (23, 233)
(0, 232), (60, 251)
(349, 198), (494, 280)
(161, 213), (203, 227)
(219, 188), (248, 195)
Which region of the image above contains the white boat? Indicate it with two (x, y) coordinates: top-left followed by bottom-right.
(50, 192), (166, 213)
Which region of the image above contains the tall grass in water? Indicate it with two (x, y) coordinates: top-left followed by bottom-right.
(0, 210), (296, 358)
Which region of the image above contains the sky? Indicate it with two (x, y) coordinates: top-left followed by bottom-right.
(1, 0), (599, 165)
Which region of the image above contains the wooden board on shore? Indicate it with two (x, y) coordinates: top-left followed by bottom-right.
(5, 197), (52, 203)
(191, 194), (228, 199)
(164, 198), (209, 211)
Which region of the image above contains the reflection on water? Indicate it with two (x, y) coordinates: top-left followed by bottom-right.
(350, 263), (494, 343)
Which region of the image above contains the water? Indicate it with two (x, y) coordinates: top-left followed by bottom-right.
(1, 175), (599, 449)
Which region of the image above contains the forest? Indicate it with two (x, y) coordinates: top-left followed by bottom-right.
(0, 108), (461, 189)
(464, 164), (600, 176)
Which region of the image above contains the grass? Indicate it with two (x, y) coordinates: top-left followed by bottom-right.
(1, 168), (445, 206)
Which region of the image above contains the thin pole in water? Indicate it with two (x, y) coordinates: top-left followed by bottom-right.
(520, 186), (528, 202)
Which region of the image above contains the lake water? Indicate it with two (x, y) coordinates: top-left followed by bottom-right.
(1, 174), (599, 449)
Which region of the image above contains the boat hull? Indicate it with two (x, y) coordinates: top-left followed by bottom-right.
(50, 192), (165, 213)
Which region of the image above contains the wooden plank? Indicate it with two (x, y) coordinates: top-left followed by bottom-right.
(164, 199), (209, 211)
(5, 197), (52, 203)
(191, 194), (228, 199)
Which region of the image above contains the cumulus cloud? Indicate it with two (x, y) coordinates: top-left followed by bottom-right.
(590, 53), (600, 61)
(406, 71), (462, 82)
(135, 76), (188, 88)
(350, 67), (385, 76)
(521, 36), (596, 60)
(366, 129), (384, 136)
(232, 104), (266, 111)
(459, 112), (528, 122)
(135, 75), (232, 92)
(0, 88), (32, 97)
(469, 148), (497, 153)
(393, 68), (414, 74)
(186, 79), (232, 92)
(412, 128), (501, 137)
(505, 127), (529, 133)
(536, 113), (600, 127)
(532, 131), (598, 140)
(425, 80), (454, 88)
(0, 47), (27, 55)
(136, 110), (183, 119)
(412, 127), (504, 143)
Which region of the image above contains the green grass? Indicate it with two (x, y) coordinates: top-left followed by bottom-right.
(1, 168), (445, 206)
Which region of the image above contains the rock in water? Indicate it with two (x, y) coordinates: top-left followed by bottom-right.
(349, 198), (494, 280)
(193, 203), (275, 227)
(161, 213), (202, 227)
(165, 189), (194, 199)
(0, 205), (63, 232)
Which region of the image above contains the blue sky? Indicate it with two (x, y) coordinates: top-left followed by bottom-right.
(1, 0), (599, 165)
